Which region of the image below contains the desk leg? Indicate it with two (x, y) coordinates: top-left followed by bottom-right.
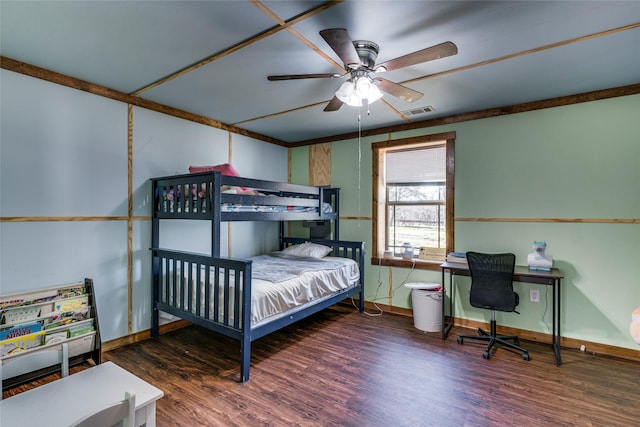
(551, 280), (556, 354)
(441, 268), (453, 339)
(554, 279), (563, 365)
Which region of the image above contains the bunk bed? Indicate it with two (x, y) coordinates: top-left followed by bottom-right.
(150, 170), (365, 382)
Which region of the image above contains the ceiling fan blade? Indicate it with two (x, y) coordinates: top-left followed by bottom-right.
(323, 96), (344, 112)
(374, 78), (423, 103)
(320, 28), (361, 69)
(376, 41), (458, 72)
(268, 73), (340, 81)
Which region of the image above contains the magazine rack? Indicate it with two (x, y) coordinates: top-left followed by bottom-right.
(1, 278), (101, 391)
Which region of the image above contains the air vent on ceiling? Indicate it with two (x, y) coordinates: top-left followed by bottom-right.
(402, 106), (435, 117)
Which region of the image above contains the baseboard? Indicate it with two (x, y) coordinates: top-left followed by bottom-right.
(361, 301), (640, 363)
(100, 319), (191, 353)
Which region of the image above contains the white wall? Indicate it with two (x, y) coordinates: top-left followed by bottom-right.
(1, 70), (130, 340)
(0, 69), (288, 340)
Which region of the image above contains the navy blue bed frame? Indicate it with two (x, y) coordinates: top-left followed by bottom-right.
(150, 171), (365, 382)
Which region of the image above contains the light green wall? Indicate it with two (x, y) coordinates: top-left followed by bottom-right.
(291, 94), (640, 351)
(290, 146), (310, 185)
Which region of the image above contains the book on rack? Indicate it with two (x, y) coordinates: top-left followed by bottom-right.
(0, 322), (46, 356)
(0, 320), (43, 341)
(68, 322), (95, 338)
(44, 330), (69, 345)
(446, 252), (468, 265)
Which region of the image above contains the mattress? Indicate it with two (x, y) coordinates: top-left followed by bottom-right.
(159, 254), (359, 327)
(158, 184), (332, 215)
(221, 202), (332, 214)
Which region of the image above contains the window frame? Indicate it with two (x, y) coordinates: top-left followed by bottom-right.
(371, 131), (455, 271)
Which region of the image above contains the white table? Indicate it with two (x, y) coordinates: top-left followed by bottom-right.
(0, 361), (164, 427)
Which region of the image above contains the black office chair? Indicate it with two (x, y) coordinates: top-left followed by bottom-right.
(457, 251), (531, 361)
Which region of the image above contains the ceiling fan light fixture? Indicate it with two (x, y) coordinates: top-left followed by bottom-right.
(354, 76), (373, 97)
(335, 77), (383, 107)
(346, 97), (363, 107)
(335, 81), (360, 106)
(358, 77), (383, 103)
(368, 85), (384, 104)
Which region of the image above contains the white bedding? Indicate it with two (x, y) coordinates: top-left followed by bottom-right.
(160, 255), (359, 327)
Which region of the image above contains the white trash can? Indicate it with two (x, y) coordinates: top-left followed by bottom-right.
(404, 282), (443, 332)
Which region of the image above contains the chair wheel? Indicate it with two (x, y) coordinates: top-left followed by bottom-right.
(457, 337), (464, 344)
(482, 350), (491, 360)
(522, 353), (531, 361)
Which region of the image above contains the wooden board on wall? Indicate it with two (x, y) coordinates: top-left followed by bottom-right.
(309, 143), (331, 186)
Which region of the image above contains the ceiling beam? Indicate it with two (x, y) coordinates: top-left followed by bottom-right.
(238, 21), (640, 131)
(131, 0), (343, 96)
(1, 56), (289, 147)
(403, 22), (640, 86)
(254, 0), (346, 74)
(288, 83), (640, 147)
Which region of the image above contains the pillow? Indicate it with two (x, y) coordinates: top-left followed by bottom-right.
(280, 242), (332, 258)
(189, 163), (248, 190)
(189, 163), (240, 176)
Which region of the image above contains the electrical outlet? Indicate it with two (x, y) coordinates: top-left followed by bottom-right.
(530, 289), (540, 303)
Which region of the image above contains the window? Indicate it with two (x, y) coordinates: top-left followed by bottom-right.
(372, 132), (455, 269)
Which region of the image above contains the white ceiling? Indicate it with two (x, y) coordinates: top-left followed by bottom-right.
(2, 1), (639, 144)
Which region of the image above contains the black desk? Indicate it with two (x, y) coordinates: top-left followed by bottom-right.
(440, 262), (564, 365)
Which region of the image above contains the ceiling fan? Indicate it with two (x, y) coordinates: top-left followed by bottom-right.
(267, 28), (457, 111)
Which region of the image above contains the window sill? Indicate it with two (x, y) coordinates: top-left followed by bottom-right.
(370, 257), (444, 271)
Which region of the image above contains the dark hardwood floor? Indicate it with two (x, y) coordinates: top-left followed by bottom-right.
(5, 305), (639, 426)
